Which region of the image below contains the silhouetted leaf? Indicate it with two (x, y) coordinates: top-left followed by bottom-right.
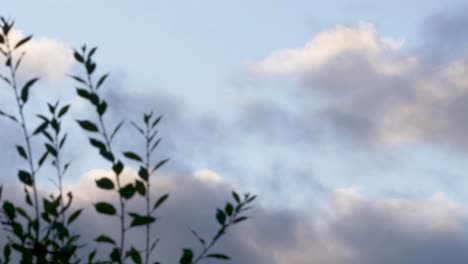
(96, 177), (114, 190)
(189, 228), (206, 246)
(89, 137), (106, 151)
(135, 180), (146, 196)
(21, 77), (39, 103)
(58, 104), (70, 118)
(233, 216), (248, 224)
(120, 184), (136, 200)
(18, 170), (33, 186)
(97, 101), (107, 116)
(45, 143), (57, 157)
(14, 35), (32, 49)
(126, 247), (142, 264)
(153, 193), (169, 211)
(232, 191), (240, 203)
(130, 215), (155, 227)
(206, 254), (230, 260)
(130, 121), (144, 135)
(95, 235), (116, 245)
(225, 202), (233, 216)
(76, 88), (90, 99)
(3, 201), (15, 219)
(33, 121), (48, 135)
(38, 151), (48, 167)
(16, 145), (27, 160)
(96, 73), (109, 89)
(68, 209), (83, 225)
(123, 151), (142, 162)
(99, 149), (115, 162)
(152, 116), (162, 128)
(112, 161), (124, 175)
(77, 120), (99, 132)
(179, 249), (193, 264)
(94, 202), (116, 215)
(138, 166), (149, 181)
(152, 158), (169, 172)
(110, 120), (124, 140)
(216, 209), (226, 225)
(73, 50), (84, 63)
(110, 247), (120, 262)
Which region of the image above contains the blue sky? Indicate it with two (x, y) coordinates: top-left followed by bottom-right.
(3, 1), (468, 263)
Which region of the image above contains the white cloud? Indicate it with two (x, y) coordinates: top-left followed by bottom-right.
(1, 29), (72, 82)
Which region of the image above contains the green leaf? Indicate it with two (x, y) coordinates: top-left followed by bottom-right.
(135, 180), (146, 196)
(77, 120), (99, 132)
(126, 247), (142, 264)
(3, 201), (16, 219)
(123, 151), (143, 162)
(18, 170), (33, 186)
(73, 50), (84, 63)
(95, 235), (116, 245)
(16, 145), (27, 160)
(138, 166), (149, 181)
(130, 215), (156, 227)
(58, 104), (70, 118)
(179, 249), (193, 264)
(94, 202), (116, 215)
(21, 77), (39, 103)
(232, 191), (240, 203)
(99, 149), (115, 162)
(233, 216), (248, 224)
(76, 88), (91, 99)
(153, 193), (169, 211)
(14, 35), (32, 49)
(45, 143), (57, 157)
(120, 183), (136, 200)
(112, 161), (124, 175)
(68, 209), (83, 225)
(206, 253), (230, 260)
(225, 202), (233, 216)
(96, 73), (109, 89)
(96, 177), (114, 190)
(152, 158), (169, 172)
(97, 101), (107, 116)
(216, 209), (226, 226)
(110, 247), (120, 262)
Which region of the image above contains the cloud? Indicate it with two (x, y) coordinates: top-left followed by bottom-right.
(4, 171), (468, 264)
(246, 20), (468, 150)
(0, 29), (72, 82)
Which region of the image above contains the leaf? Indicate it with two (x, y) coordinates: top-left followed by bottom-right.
(14, 35), (32, 49)
(59, 134), (67, 149)
(96, 73), (109, 89)
(96, 177), (114, 190)
(76, 120), (99, 132)
(135, 180), (146, 196)
(45, 143), (57, 157)
(179, 249), (193, 264)
(68, 209), (83, 225)
(88, 46), (97, 59)
(126, 247), (142, 264)
(21, 77), (39, 103)
(232, 191), (240, 203)
(206, 253), (230, 260)
(216, 209), (226, 226)
(76, 88), (91, 99)
(130, 121), (144, 135)
(94, 202), (116, 215)
(144, 112), (152, 124)
(58, 104), (70, 118)
(33, 121), (48, 135)
(138, 166), (149, 181)
(112, 161), (124, 175)
(153, 193), (169, 211)
(97, 101), (107, 116)
(110, 247), (120, 262)
(16, 145), (28, 160)
(18, 170), (33, 186)
(225, 202), (233, 216)
(73, 50), (84, 63)
(95, 235), (116, 245)
(69, 75), (86, 84)
(86, 61), (96, 74)
(110, 120), (124, 140)
(123, 151), (143, 162)
(89, 137), (106, 151)
(233, 216), (248, 224)
(38, 151), (48, 167)
(99, 149), (115, 162)
(152, 158), (169, 172)
(0, 34), (4, 44)
(150, 138), (161, 153)
(152, 116), (162, 128)
(189, 228), (206, 246)
(130, 215), (156, 227)
(120, 183), (136, 200)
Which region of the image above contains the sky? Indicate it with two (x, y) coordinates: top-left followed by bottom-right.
(2, 1), (468, 263)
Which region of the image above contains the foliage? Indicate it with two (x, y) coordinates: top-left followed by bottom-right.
(0, 17), (256, 264)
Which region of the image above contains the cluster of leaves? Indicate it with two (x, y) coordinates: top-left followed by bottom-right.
(0, 17), (256, 264)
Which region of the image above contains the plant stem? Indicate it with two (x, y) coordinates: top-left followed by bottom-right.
(5, 36), (40, 242)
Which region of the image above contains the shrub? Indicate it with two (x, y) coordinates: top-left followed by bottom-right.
(0, 17), (255, 264)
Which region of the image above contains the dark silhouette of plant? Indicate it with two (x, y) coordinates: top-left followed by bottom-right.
(0, 16), (256, 264)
